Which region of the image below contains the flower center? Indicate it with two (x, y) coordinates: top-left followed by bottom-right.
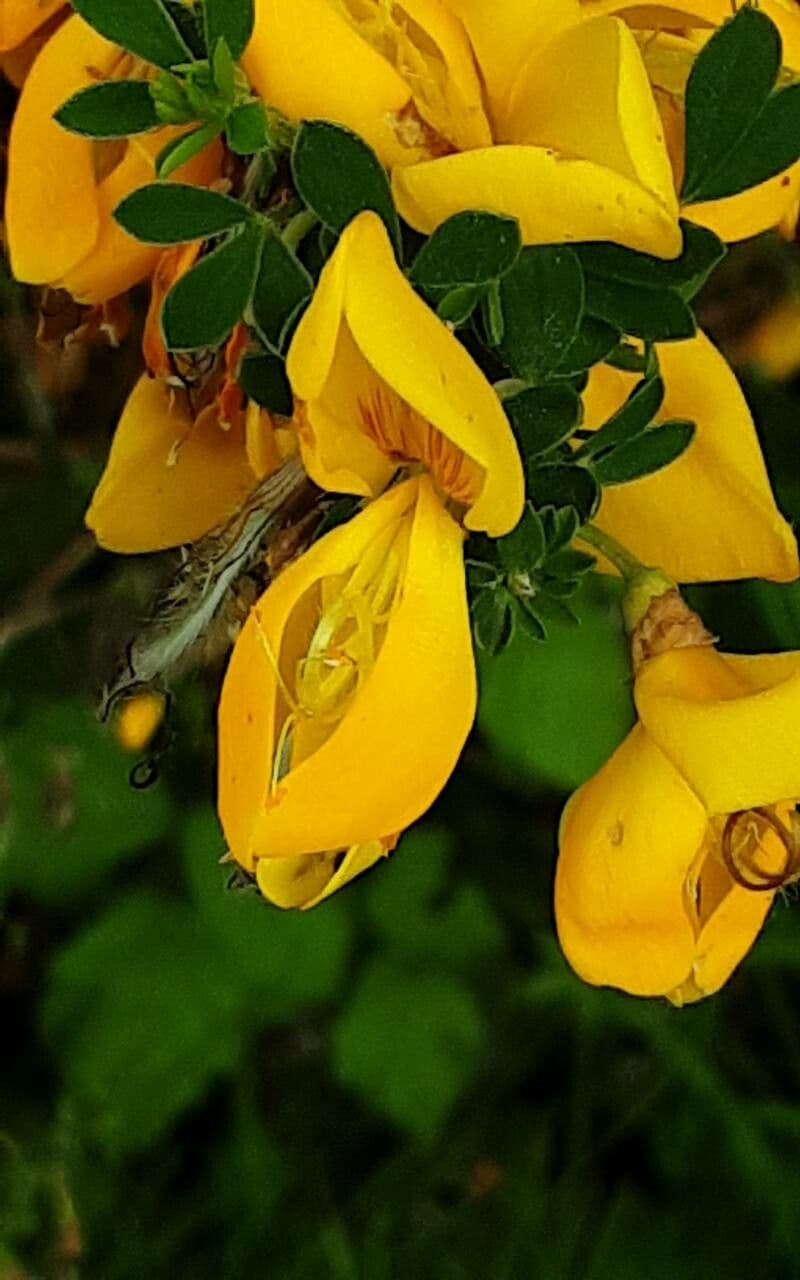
(359, 383), (483, 509)
(721, 806), (800, 893)
(271, 512), (412, 790)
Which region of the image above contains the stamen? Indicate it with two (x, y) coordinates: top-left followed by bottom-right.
(721, 807), (800, 892)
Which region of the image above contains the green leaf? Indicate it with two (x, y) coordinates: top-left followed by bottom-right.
(42, 893), (245, 1152)
(332, 958), (485, 1137)
(575, 376), (664, 461)
(54, 81), (160, 139)
(584, 278), (696, 342)
(497, 505), (546, 574)
(238, 353), (294, 415)
(472, 588), (515, 655)
(590, 419), (696, 485)
(114, 182), (251, 244)
(436, 284), (482, 326)
(204, 0), (255, 61)
(499, 246), (585, 383)
(527, 464), (599, 522)
(70, 0), (192, 69)
(162, 220), (264, 349)
(155, 122), (222, 178)
(682, 6), (783, 204)
(292, 121), (399, 246)
(226, 100), (269, 154)
(211, 36), (236, 103)
(251, 228), (313, 350)
(479, 580), (634, 790)
(555, 316), (620, 376)
(504, 384), (582, 459)
(409, 211), (521, 287)
(691, 82), (800, 204)
(543, 547), (596, 578)
(578, 221), (726, 301)
(0, 700), (170, 903)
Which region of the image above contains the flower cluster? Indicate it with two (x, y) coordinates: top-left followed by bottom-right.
(5, 0), (800, 1001)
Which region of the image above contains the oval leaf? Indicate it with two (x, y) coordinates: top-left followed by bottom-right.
(70, 0), (192, 69)
(115, 183), (251, 244)
(691, 83), (800, 205)
(498, 247), (585, 385)
(576, 376), (664, 461)
(162, 221), (264, 350)
(410, 212), (521, 288)
(292, 121), (399, 247)
(578, 221), (726, 301)
(251, 229), (313, 351)
(504, 385), (582, 460)
(54, 81), (160, 139)
(591, 420), (696, 486)
(584, 278), (696, 342)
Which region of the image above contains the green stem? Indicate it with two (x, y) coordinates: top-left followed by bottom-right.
(575, 523), (647, 580)
(282, 210), (319, 252)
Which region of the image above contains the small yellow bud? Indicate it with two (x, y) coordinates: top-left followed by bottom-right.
(114, 692), (165, 754)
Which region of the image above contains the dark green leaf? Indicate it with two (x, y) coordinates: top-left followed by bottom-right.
(436, 285), (482, 326)
(163, 220), (264, 349)
(410, 211), (521, 288)
(527, 464), (599, 522)
(578, 221), (726, 300)
(682, 6), (781, 203)
(164, 0), (207, 57)
(292, 121), (399, 246)
(483, 279), (505, 346)
(499, 246), (585, 383)
(543, 505), (580, 554)
(504, 385), (582, 459)
(155, 122), (222, 179)
(251, 228), (313, 350)
(576, 376), (664, 460)
(515, 598), (547, 641)
(689, 83), (800, 204)
(70, 0), (192, 68)
(585, 278), (696, 342)
(238, 353), (294, 415)
(591, 419), (695, 485)
(472, 589), (515, 656)
(555, 315), (620, 376)
(205, 0), (255, 61)
(54, 81), (160, 139)
(115, 182), (251, 244)
(543, 548), (596, 578)
(497, 505), (546, 575)
(226, 100), (269, 154)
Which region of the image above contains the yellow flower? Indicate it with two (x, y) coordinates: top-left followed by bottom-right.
(5, 14), (222, 305)
(581, 331), (799, 583)
(0, 0), (65, 52)
(86, 374), (291, 553)
(286, 210), (524, 537)
(556, 641), (800, 1004)
(245, 0), (681, 256)
(217, 477), (476, 880)
(580, 0), (800, 241)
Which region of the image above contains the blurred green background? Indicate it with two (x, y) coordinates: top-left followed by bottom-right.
(3, 231), (800, 1279)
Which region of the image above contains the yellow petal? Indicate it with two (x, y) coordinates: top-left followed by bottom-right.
(0, 0), (64, 51)
(288, 211), (524, 535)
(255, 837), (391, 909)
(685, 164), (800, 244)
(218, 476), (476, 861)
(671, 870), (775, 1005)
(5, 15), (112, 285)
(635, 646), (800, 814)
(244, 0), (420, 168)
(504, 16), (677, 215)
(583, 331), (799, 583)
(395, 0), (491, 151)
(555, 724), (707, 997)
(393, 146), (683, 257)
(444, 0), (581, 126)
(61, 129), (223, 305)
(86, 376), (258, 553)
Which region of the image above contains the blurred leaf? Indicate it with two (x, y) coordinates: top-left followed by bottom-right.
(499, 247), (585, 384)
(365, 825), (504, 969)
(1, 700), (171, 902)
(479, 580), (634, 790)
(43, 893), (245, 1153)
(182, 808), (353, 1019)
(333, 958), (485, 1137)
(55, 81), (160, 139)
(472, 588), (515, 655)
(292, 122), (399, 247)
(410, 212), (521, 288)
